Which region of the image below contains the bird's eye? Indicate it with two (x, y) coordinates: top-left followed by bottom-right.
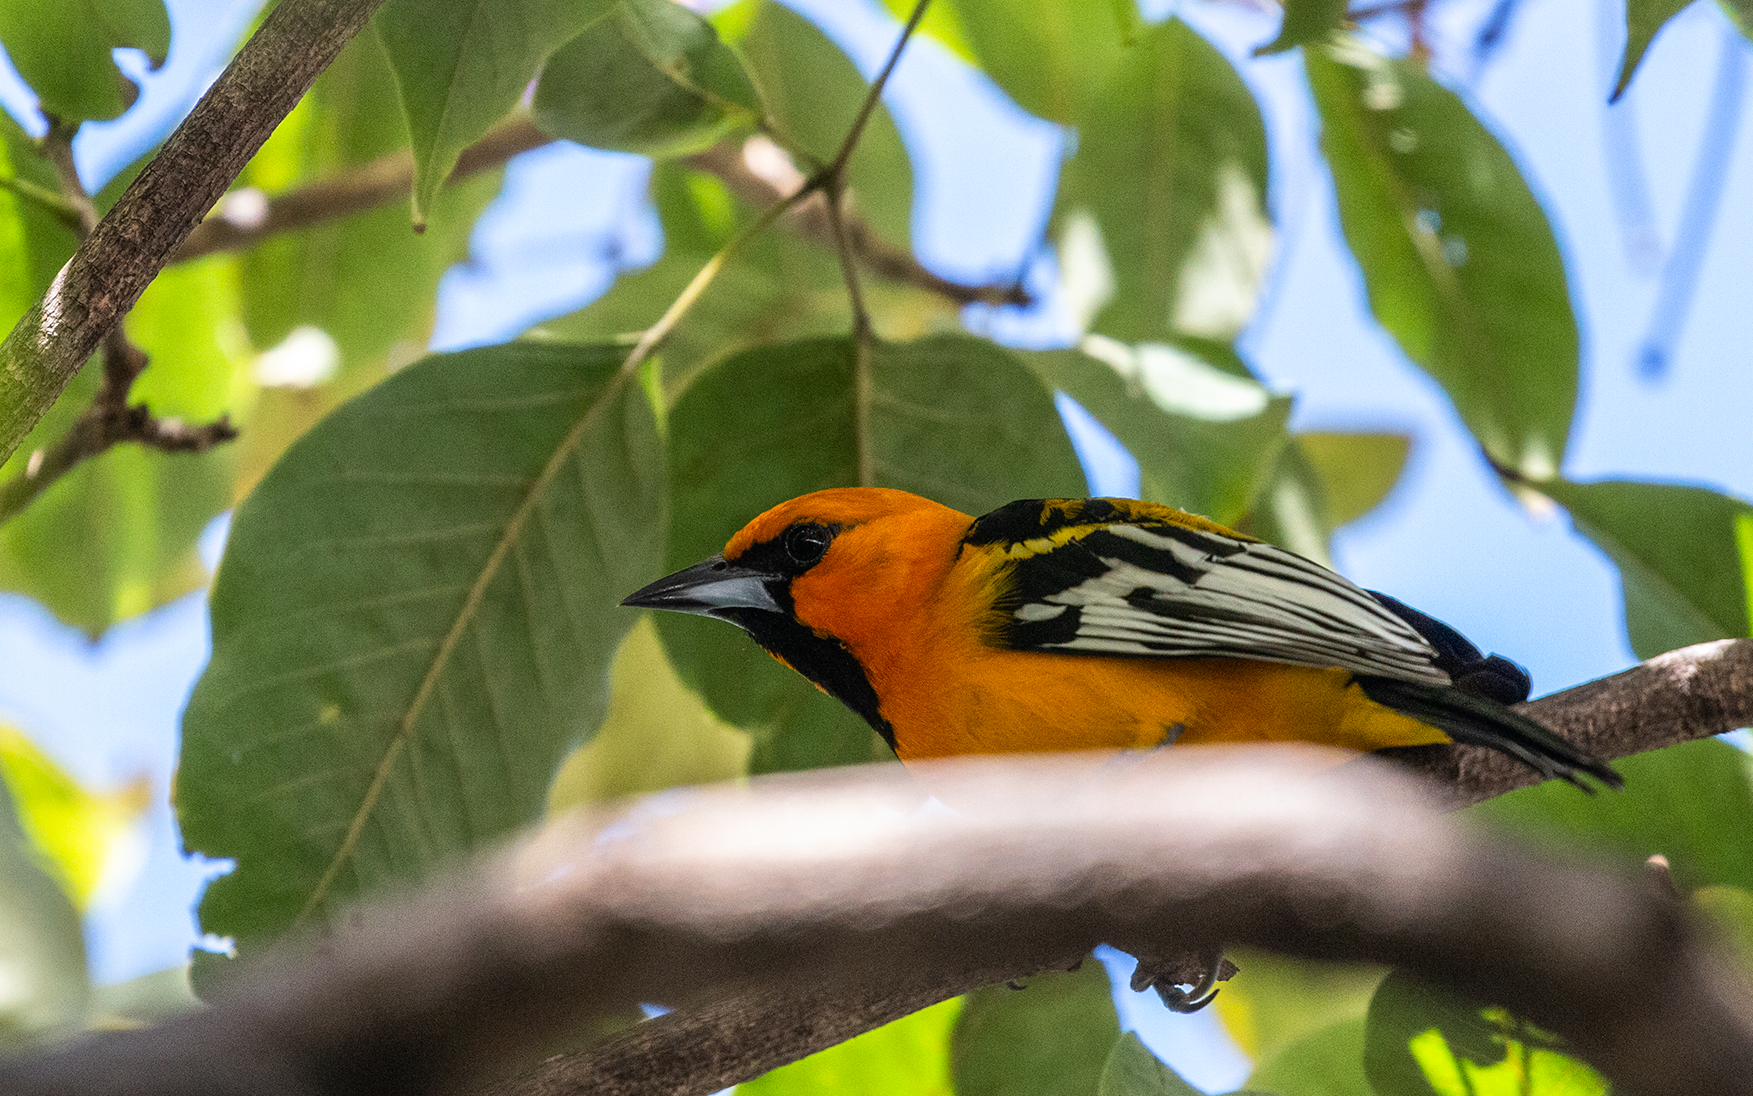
(784, 522), (833, 565)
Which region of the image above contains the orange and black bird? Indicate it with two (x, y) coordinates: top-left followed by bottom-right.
(624, 489), (1620, 789)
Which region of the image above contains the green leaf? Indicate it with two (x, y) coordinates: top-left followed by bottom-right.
(1236, 437), (1339, 567)
(1247, 1017), (1371, 1096)
(0, 724), (149, 911)
(547, 615), (750, 811)
(0, 255), (248, 633)
(1058, 19), (1273, 344)
(1613, 0), (1693, 101)
(534, 0), (763, 157)
(1470, 738), (1753, 893)
(656, 333), (1084, 771)
(1537, 479), (1752, 660)
(1019, 344), (1291, 527)
(952, 0), (1129, 124)
(1212, 949), (1385, 1067)
(1296, 432), (1411, 527)
(952, 961), (1120, 1096)
(1363, 972), (1604, 1096)
(877, 0), (976, 62)
(87, 965), (198, 1029)
(177, 343), (663, 979)
(743, 996), (962, 1096)
(723, 0), (914, 247)
(0, 114), (78, 325)
(1096, 1033), (1202, 1096)
(373, 0), (613, 225)
(1307, 41), (1576, 478)
(1255, 0), (1348, 55)
(1694, 885), (1753, 978)
(0, 775), (87, 1050)
(0, 0), (170, 121)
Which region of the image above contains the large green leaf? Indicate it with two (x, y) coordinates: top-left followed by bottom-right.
(1296, 432), (1412, 528)
(0, 777), (87, 1050)
(1613, 0), (1693, 100)
(1307, 41), (1576, 478)
(742, 996), (962, 1096)
(952, 961), (1120, 1096)
(1537, 479), (1752, 660)
(1254, 0), (1348, 56)
(178, 343), (663, 979)
(722, 0), (914, 247)
(1470, 738), (1753, 893)
(1059, 19), (1274, 344)
(374, 0), (613, 224)
(534, 0), (763, 158)
(656, 334), (1084, 771)
(1363, 973), (1604, 1096)
(1246, 1017), (1371, 1096)
(0, 256), (247, 633)
(1020, 344), (1290, 527)
(0, 0), (169, 121)
(952, 0), (1130, 124)
(1096, 1033), (1204, 1096)
(1213, 949), (1385, 1068)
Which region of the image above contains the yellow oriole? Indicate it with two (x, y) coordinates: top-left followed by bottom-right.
(624, 489), (1619, 789)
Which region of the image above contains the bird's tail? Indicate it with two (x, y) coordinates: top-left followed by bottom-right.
(1355, 675), (1623, 791)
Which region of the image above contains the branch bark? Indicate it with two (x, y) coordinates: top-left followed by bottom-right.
(0, 0), (388, 466)
(1, 643), (1752, 1096)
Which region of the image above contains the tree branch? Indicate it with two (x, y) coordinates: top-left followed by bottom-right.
(2, 645), (1752, 1096)
(0, 0), (388, 466)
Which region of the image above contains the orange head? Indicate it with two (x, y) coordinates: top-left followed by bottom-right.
(622, 488), (974, 745)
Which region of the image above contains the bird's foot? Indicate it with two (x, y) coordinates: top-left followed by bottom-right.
(1128, 948), (1237, 1014)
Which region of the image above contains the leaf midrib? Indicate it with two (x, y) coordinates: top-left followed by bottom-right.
(294, 367), (632, 925)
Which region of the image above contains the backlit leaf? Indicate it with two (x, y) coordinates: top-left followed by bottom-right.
(1060, 18), (1273, 344)
(1254, 0), (1348, 55)
(1613, 0), (1693, 101)
(953, 961), (1119, 1096)
(1298, 431), (1412, 527)
(953, 0), (1129, 124)
(1308, 40), (1576, 478)
(0, 0), (170, 120)
(178, 343), (662, 981)
(1537, 478), (1752, 659)
(0, 725), (149, 911)
(657, 334), (1084, 771)
(1247, 1017), (1372, 1096)
(535, 0), (763, 158)
(1213, 949), (1385, 1067)
(0, 778), (87, 1050)
(374, 0), (613, 224)
(743, 996), (962, 1096)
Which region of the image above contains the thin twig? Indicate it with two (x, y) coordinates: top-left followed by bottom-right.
(822, 176), (871, 344)
(38, 117), (98, 237)
(828, 0), (934, 176)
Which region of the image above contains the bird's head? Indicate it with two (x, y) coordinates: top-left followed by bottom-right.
(621, 487), (967, 634)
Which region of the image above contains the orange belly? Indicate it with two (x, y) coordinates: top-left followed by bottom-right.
(866, 648), (1450, 761)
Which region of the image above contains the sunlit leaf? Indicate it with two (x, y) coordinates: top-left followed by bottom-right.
(1308, 40), (1576, 478)
(722, 0), (914, 247)
(953, 0), (1129, 124)
(1020, 344), (1290, 527)
(547, 615), (750, 812)
(877, 0), (976, 62)
(1255, 0), (1348, 55)
(0, 255), (248, 632)
(743, 996), (962, 1096)
(1297, 432), (1412, 527)
(0, 778), (87, 1050)
(1247, 1016), (1371, 1096)
(373, 0), (613, 224)
(656, 334), (1084, 772)
(0, 725), (149, 911)
(1613, 0), (1692, 101)
(1471, 738), (1753, 892)
(1363, 973), (1604, 1096)
(0, 0), (169, 120)
(1096, 1032), (1203, 1096)
(1538, 478), (1752, 659)
(953, 961), (1119, 1096)
(535, 0), (763, 158)
(1060, 18), (1273, 344)
(1213, 949), (1385, 1067)
(178, 343), (663, 983)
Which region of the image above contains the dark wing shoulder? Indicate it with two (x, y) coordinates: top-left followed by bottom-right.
(966, 499), (1449, 685)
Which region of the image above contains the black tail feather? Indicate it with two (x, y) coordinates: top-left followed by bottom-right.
(1356, 675), (1623, 791)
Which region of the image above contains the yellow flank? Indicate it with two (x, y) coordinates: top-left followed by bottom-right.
(769, 490), (1451, 761)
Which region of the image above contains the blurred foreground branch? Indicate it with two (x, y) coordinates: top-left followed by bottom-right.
(6, 644), (1753, 1096)
(0, 0), (388, 466)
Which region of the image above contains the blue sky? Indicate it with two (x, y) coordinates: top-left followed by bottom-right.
(0, 0), (1749, 1088)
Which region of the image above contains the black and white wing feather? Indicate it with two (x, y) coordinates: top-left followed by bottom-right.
(970, 499), (1449, 686)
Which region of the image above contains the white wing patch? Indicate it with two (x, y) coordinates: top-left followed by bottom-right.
(1012, 523), (1449, 685)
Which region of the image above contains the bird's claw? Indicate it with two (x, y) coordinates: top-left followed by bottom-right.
(1129, 948), (1236, 1014)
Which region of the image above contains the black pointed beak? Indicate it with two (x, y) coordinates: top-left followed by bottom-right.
(621, 555), (784, 618)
